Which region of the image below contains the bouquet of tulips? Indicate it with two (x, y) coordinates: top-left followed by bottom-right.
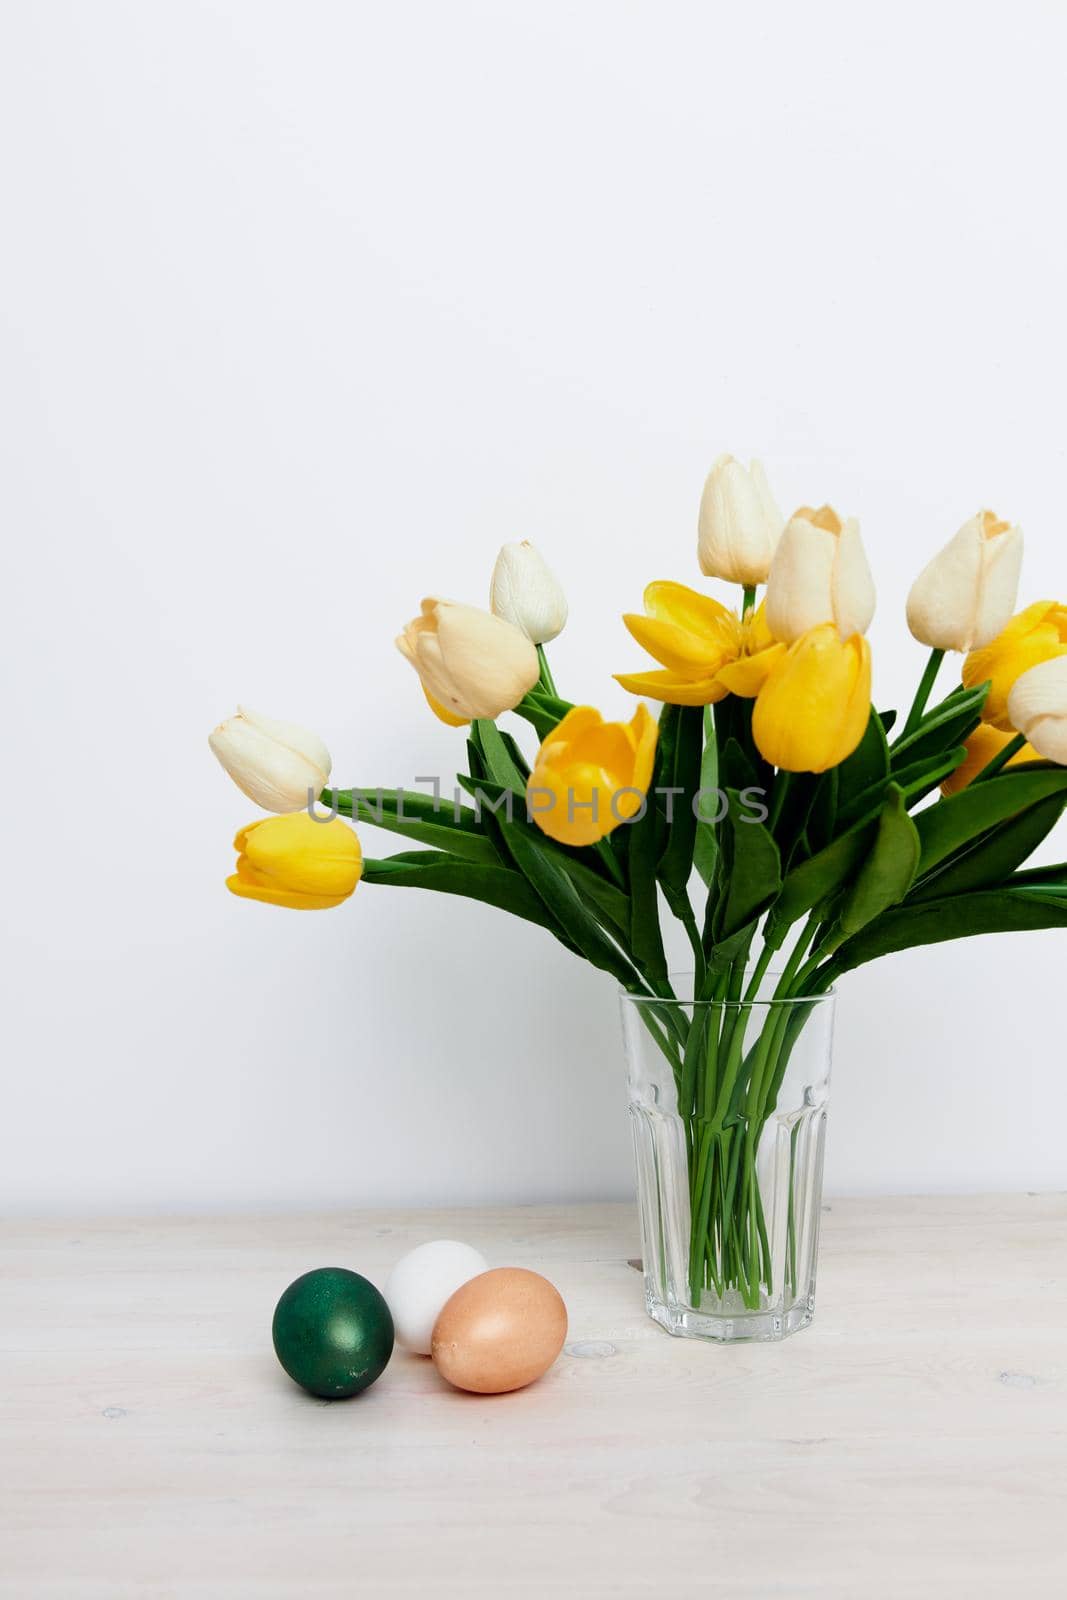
(209, 455), (1067, 1307)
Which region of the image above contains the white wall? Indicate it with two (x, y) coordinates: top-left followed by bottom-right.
(3, 0), (1065, 1214)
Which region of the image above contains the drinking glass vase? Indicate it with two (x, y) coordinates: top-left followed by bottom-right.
(620, 980), (835, 1343)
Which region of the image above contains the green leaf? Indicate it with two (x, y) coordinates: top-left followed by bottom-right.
(467, 723), (641, 986)
(833, 711), (890, 830)
(360, 850), (559, 931)
(512, 691), (574, 742)
(891, 747), (967, 806)
(910, 790), (1067, 902)
(804, 769), (839, 855)
(471, 719), (527, 794)
(914, 768), (1067, 875)
(829, 888), (1067, 973)
(773, 813), (878, 929)
(658, 704), (704, 900)
(498, 730), (531, 780)
(329, 787), (499, 866)
(454, 774), (629, 935)
(1007, 861), (1067, 888)
(715, 788), (782, 941)
(837, 784), (920, 936)
(497, 822), (641, 985)
(841, 709), (891, 799)
(717, 733), (759, 796)
(693, 706), (720, 890)
(890, 683), (988, 769)
(628, 789), (669, 983)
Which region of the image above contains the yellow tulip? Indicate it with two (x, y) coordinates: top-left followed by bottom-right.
(940, 722), (1038, 796)
(226, 812), (362, 910)
(752, 625), (872, 773)
(528, 704), (657, 848)
(614, 582), (785, 706)
(962, 601), (1067, 731)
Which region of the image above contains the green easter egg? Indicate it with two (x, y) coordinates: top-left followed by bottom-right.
(272, 1267), (394, 1398)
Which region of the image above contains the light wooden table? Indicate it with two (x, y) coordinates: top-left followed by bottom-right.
(1, 1196), (1064, 1598)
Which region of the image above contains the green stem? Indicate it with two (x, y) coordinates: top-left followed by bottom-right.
(742, 939), (776, 1003)
(742, 584), (757, 617)
(594, 838), (625, 888)
(901, 647), (946, 737)
(973, 731), (1027, 783)
(678, 903), (706, 994)
(768, 770), (792, 833)
(535, 644), (557, 697)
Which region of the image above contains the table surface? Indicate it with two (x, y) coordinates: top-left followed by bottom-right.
(2, 1195), (1064, 1599)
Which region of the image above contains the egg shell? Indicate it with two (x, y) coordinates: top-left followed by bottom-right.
(383, 1240), (490, 1355)
(431, 1267), (568, 1394)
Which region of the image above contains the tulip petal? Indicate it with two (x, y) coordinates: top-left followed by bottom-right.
(971, 527), (1024, 649)
(941, 723), (1038, 795)
(765, 518), (838, 643)
(715, 642), (787, 698)
(833, 520), (877, 638)
(226, 873), (350, 910)
(236, 706), (332, 779)
(613, 670), (729, 706)
(528, 704), (658, 846)
(622, 612), (733, 675)
(697, 457), (783, 586)
(1007, 654), (1067, 763)
(398, 598), (539, 721)
(643, 581), (740, 647)
(963, 601), (1067, 729)
(753, 627), (871, 773)
(240, 812), (362, 898)
(423, 685), (469, 727)
(490, 540), (568, 644)
(629, 704), (658, 796)
(209, 710), (330, 813)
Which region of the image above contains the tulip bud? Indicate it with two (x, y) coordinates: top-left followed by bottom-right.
(962, 601), (1067, 729)
(764, 506), (875, 645)
(396, 598), (540, 724)
(490, 541), (568, 644)
(752, 624), (872, 773)
(227, 813), (362, 909)
(1006, 656), (1067, 765)
(697, 455), (784, 586)
(906, 510), (1023, 654)
(528, 704), (657, 847)
(209, 707), (331, 813)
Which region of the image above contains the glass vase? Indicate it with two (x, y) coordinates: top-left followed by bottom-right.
(620, 980), (835, 1343)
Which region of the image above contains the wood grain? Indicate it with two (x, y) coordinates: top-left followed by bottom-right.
(1, 1196), (1064, 1598)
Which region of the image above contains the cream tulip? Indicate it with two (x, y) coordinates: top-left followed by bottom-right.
(490, 540), (568, 643)
(697, 455), (784, 586)
(1006, 655), (1067, 764)
(764, 505), (875, 644)
(396, 598), (540, 724)
(906, 510), (1023, 653)
(209, 707), (331, 813)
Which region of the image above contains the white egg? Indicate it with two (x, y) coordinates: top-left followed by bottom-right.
(384, 1240), (489, 1354)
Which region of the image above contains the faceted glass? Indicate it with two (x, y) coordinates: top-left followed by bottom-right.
(620, 980), (835, 1343)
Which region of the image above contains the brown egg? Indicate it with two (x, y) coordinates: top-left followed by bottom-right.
(431, 1267), (568, 1394)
